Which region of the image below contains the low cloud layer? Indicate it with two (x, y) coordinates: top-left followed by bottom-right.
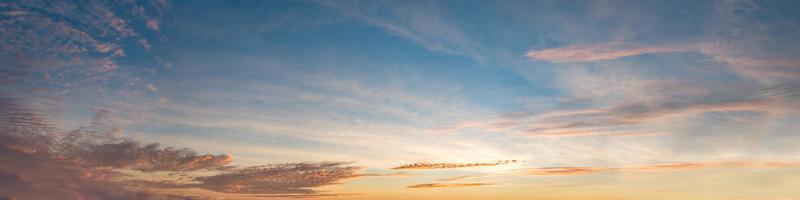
(0, 97), (363, 199)
(191, 162), (362, 194)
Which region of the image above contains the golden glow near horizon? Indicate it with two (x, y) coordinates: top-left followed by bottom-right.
(2, 0), (800, 199)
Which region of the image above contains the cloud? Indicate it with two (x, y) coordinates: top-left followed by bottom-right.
(189, 162), (362, 194)
(146, 19), (161, 32)
(147, 84), (159, 92)
(633, 161), (800, 172)
(0, 0), (168, 95)
(539, 83), (797, 126)
(525, 43), (693, 62)
(525, 11), (799, 81)
(723, 57), (800, 80)
(437, 174), (485, 182)
(522, 160), (800, 176)
(520, 129), (670, 137)
(527, 167), (613, 176)
(71, 140), (233, 172)
(0, 126), (189, 199)
(318, 1), (484, 62)
(0, 97), (229, 199)
(0, 97), (363, 199)
(406, 182), (491, 189)
(248, 193), (362, 198)
(138, 39), (152, 50)
(392, 160), (519, 170)
(436, 83), (800, 137)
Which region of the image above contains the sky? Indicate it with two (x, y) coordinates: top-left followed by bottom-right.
(1, 0), (800, 199)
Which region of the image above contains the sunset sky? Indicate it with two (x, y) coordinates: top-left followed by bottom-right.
(2, 0), (800, 199)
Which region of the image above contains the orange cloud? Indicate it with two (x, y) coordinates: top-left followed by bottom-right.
(392, 160), (519, 170)
(438, 174), (485, 182)
(634, 162), (705, 172)
(634, 161), (800, 172)
(528, 167), (614, 176)
(407, 183), (491, 189)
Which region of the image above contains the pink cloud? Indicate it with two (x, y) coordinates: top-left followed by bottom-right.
(526, 43), (692, 62)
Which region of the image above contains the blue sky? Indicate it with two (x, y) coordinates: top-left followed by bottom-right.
(2, 0), (800, 199)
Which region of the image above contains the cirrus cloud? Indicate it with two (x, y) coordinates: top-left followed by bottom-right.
(392, 160), (519, 170)
(406, 182), (491, 189)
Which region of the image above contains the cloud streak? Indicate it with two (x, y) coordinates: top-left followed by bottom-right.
(406, 182), (491, 189)
(437, 174), (485, 182)
(392, 160), (519, 170)
(436, 83), (800, 137)
(522, 160), (800, 176)
(527, 167), (613, 176)
(526, 43), (694, 62)
(318, 0), (484, 62)
(526, 40), (799, 81)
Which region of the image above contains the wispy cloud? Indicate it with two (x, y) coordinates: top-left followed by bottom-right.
(633, 161), (800, 172)
(522, 160), (800, 176)
(526, 28), (799, 81)
(526, 167), (614, 176)
(435, 83), (800, 137)
(392, 160), (519, 170)
(724, 57), (800, 80)
(406, 182), (492, 189)
(525, 43), (693, 62)
(248, 193), (362, 198)
(318, 0), (484, 62)
(437, 174), (485, 182)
